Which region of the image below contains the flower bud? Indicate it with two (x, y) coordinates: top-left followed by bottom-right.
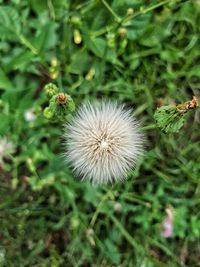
(73, 29), (82, 44)
(43, 107), (54, 119)
(85, 68), (95, 81)
(71, 16), (81, 25)
(107, 33), (115, 48)
(57, 93), (67, 105)
(47, 94), (75, 121)
(127, 8), (134, 16)
(51, 58), (58, 67)
(44, 83), (59, 99)
(118, 27), (127, 38)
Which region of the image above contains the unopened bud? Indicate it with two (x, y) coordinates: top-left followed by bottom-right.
(85, 68), (95, 81)
(51, 58), (58, 67)
(107, 33), (115, 48)
(71, 16), (81, 25)
(114, 202), (122, 212)
(118, 27), (127, 38)
(74, 29), (82, 44)
(43, 107), (54, 119)
(127, 8), (134, 16)
(44, 83), (59, 98)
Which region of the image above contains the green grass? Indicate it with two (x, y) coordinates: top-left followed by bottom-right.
(0, 0), (200, 266)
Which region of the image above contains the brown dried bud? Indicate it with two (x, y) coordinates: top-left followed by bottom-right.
(177, 96), (198, 114)
(57, 93), (67, 105)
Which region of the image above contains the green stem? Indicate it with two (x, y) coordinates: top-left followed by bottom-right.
(101, 0), (121, 23)
(18, 34), (39, 55)
(93, 0), (173, 37)
(123, 195), (151, 207)
(47, 0), (55, 20)
(124, 0), (172, 23)
(110, 215), (142, 253)
(17, 33), (50, 70)
(89, 188), (114, 227)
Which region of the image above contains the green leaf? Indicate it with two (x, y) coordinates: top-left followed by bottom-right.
(84, 36), (107, 58)
(104, 239), (120, 264)
(140, 19), (173, 47)
(29, 0), (47, 14)
(68, 50), (91, 74)
(125, 13), (151, 40)
(33, 22), (58, 52)
(154, 105), (185, 133)
(175, 1), (197, 27)
(4, 49), (33, 72)
(90, 9), (110, 31)
(0, 6), (21, 40)
(188, 65), (200, 78)
(84, 36), (122, 66)
(0, 69), (13, 90)
(30, 0), (68, 18)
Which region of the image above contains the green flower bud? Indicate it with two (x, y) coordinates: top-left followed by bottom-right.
(117, 27), (127, 38)
(71, 16), (81, 25)
(67, 96), (76, 113)
(43, 107), (54, 119)
(44, 83), (59, 99)
(107, 33), (115, 48)
(47, 93), (75, 121)
(127, 8), (134, 16)
(73, 29), (82, 44)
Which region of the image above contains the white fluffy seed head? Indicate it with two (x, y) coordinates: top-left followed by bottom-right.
(63, 101), (144, 185)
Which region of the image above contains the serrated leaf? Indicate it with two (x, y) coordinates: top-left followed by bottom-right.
(0, 6), (21, 40)
(154, 105), (185, 133)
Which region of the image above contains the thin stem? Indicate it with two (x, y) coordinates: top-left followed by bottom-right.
(18, 34), (39, 55)
(47, 0), (55, 20)
(17, 33), (50, 70)
(124, 0), (172, 23)
(89, 188), (114, 227)
(93, 0), (173, 37)
(110, 215), (142, 253)
(123, 195), (151, 207)
(101, 0), (121, 23)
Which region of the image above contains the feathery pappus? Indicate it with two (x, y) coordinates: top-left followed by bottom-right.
(63, 101), (144, 185)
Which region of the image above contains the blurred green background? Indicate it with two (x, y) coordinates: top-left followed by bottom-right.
(0, 0), (200, 266)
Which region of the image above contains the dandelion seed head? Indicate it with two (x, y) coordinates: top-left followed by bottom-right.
(63, 101), (144, 185)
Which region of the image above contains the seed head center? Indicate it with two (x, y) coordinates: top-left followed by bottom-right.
(99, 139), (109, 150)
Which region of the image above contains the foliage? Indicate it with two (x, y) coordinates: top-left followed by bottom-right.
(154, 105), (185, 133)
(154, 96), (198, 133)
(0, 0), (200, 266)
(43, 83), (75, 121)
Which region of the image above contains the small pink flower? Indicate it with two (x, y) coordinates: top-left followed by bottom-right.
(160, 206), (174, 238)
